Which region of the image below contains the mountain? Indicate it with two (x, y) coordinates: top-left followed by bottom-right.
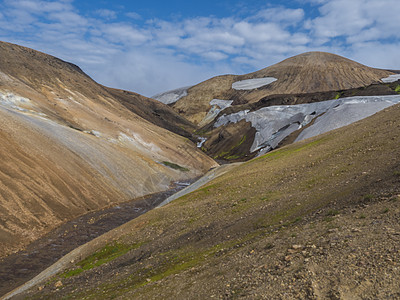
(0, 41), (217, 257)
(165, 52), (394, 125)
(16, 97), (400, 299)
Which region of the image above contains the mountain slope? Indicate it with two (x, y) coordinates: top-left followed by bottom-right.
(0, 41), (217, 257)
(104, 87), (196, 139)
(169, 52), (393, 124)
(19, 102), (400, 299)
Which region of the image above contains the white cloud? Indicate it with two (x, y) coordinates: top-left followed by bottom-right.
(96, 9), (117, 20)
(100, 23), (149, 45)
(126, 12), (141, 20)
(252, 7), (305, 25)
(350, 42), (400, 69)
(309, 0), (400, 43)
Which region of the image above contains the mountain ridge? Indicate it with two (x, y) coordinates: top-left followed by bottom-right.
(169, 51), (393, 124)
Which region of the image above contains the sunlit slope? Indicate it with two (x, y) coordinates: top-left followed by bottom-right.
(170, 52), (393, 124)
(24, 102), (400, 299)
(0, 41), (217, 257)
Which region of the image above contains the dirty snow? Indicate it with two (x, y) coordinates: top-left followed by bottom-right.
(214, 95), (400, 155)
(232, 77), (277, 90)
(152, 86), (191, 104)
(198, 99), (234, 127)
(296, 95), (400, 142)
(197, 137), (207, 148)
(381, 74), (400, 83)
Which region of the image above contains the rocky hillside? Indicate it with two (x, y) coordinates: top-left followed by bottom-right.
(199, 82), (400, 162)
(15, 100), (400, 299)
(0, 41), (217, 258)
(167, 52), (393, 125)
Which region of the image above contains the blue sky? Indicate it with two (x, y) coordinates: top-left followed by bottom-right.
(0, 0), (399, 96)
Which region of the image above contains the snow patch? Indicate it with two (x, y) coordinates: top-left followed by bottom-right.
(198, 99), (234, 127)
(152, 86), (191, 104)
(197, 137), (207, 148)
(381, 74), (400, 83)
(210, 99), (234, 110)
(214, 95), (400, 155)
(296, 95), (400, 142)
(232, 77), (277, 90)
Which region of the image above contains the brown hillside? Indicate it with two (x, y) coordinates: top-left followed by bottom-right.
(18, 100), (400, 299)
(104, 87), (196, 139)
(172, 52), (393, 124)
(0, 41), (217, 257)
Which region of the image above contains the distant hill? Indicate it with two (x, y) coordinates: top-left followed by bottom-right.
(164, 52), (393, 125)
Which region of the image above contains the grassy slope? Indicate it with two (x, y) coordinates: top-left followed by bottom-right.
(23, 103), (400, 299)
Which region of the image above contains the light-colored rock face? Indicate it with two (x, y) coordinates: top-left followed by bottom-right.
(381, 74), (400, 83)
(152, 86), (191, 104)
(0, 41), (218, 257)
(232, 77), (277, 90)
(214, 95), (400, 155)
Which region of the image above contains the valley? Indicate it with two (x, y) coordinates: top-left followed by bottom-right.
(1, 41), (400, 299)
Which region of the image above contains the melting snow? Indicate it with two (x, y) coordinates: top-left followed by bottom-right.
(296, 95), (400, 142)
(232, 77), (277, 90)
(199, 99), (234, 127)
(152, 86), (191, 104)
(214, 95), (400, 155)
(197, 137), (207, 148)
(381, 74), (400, 83)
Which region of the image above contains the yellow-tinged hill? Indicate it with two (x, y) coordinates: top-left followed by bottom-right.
(171, 52), (393, 124)
(0, 41), (217, 257)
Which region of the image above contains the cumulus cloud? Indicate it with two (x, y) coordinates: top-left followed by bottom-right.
(0, 0), (399, 96)
(309, 0), (400, 43)
(125, 12), (141, 20)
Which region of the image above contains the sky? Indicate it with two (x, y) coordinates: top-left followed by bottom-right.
(0, 0), (399, 97)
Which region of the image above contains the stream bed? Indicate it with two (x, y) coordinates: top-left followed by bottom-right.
(0, 181), (192, 297)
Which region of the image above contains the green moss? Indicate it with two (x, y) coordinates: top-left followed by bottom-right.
(395, 85), (400, 93)
(326, 210), (339, 216)
(162, 161), (189, 172)
(334, 92), (343, 99)
(62, 242), (143, 278)
(363, 194), (374, 201)
(75, 240), (248, 298)
(213, 135), (247, 160)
